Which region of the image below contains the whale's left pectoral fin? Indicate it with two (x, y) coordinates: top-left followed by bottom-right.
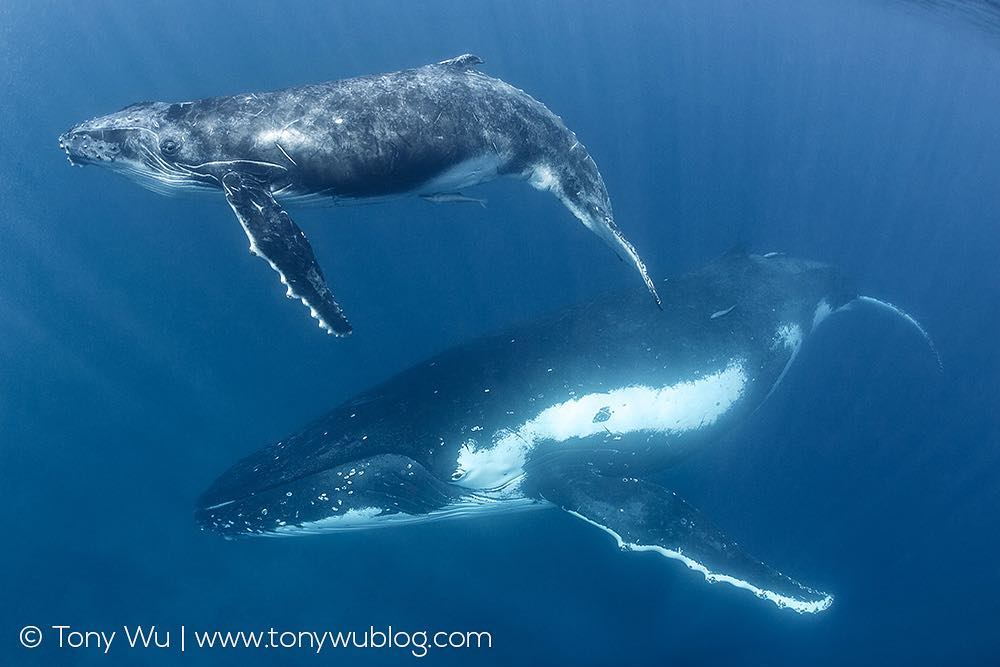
(540, 471), (833, 613)
(221, 172), (351, 336)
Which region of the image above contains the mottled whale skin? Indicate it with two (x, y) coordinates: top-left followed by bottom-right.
(58, 54), (659, 336)
(197, 251), (936, 613)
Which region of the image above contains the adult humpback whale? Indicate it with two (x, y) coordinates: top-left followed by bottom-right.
(58, 54), (658, 336)
(196, 251), (937, 613)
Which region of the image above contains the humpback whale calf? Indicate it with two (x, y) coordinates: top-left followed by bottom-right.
(58, 54), (658, 336)
(196, 250), (937, 613)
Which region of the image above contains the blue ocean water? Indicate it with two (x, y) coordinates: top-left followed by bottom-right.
(2, 0), (999, 664)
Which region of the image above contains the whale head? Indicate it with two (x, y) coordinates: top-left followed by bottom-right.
(59, 102), (218, 195)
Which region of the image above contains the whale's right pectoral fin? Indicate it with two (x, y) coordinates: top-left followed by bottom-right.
(539, 471), (833, 613)
(221, 172), (351, 336)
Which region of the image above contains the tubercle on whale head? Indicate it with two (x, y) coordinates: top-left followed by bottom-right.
(57, 129), (123, 166)
(58, 101), (218, 194)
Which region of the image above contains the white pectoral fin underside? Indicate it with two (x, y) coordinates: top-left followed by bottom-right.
(221, 171), (352, 336)
(543, 471), (833, 614)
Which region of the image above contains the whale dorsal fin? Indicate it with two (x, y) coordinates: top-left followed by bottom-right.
(437, 53), (484, 69)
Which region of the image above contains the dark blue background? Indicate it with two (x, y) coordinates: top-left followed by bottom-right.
(2, 0), (998, 664)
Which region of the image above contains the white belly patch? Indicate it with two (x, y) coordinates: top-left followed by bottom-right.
(452, 360), (749, 493)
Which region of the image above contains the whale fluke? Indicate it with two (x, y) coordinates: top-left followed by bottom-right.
(855, 296), (942, 369)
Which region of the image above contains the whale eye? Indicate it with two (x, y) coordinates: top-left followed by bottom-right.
(159, 138), (180, 155)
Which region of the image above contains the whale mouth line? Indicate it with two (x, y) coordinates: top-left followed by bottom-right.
(258, 497), (544, 537)
(201, 499), (236, 511)
(196, 461), (348, 515)
(458, 472), (530, 498)
(58, 126), (219, 193)
(198, 468), (516, 516)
